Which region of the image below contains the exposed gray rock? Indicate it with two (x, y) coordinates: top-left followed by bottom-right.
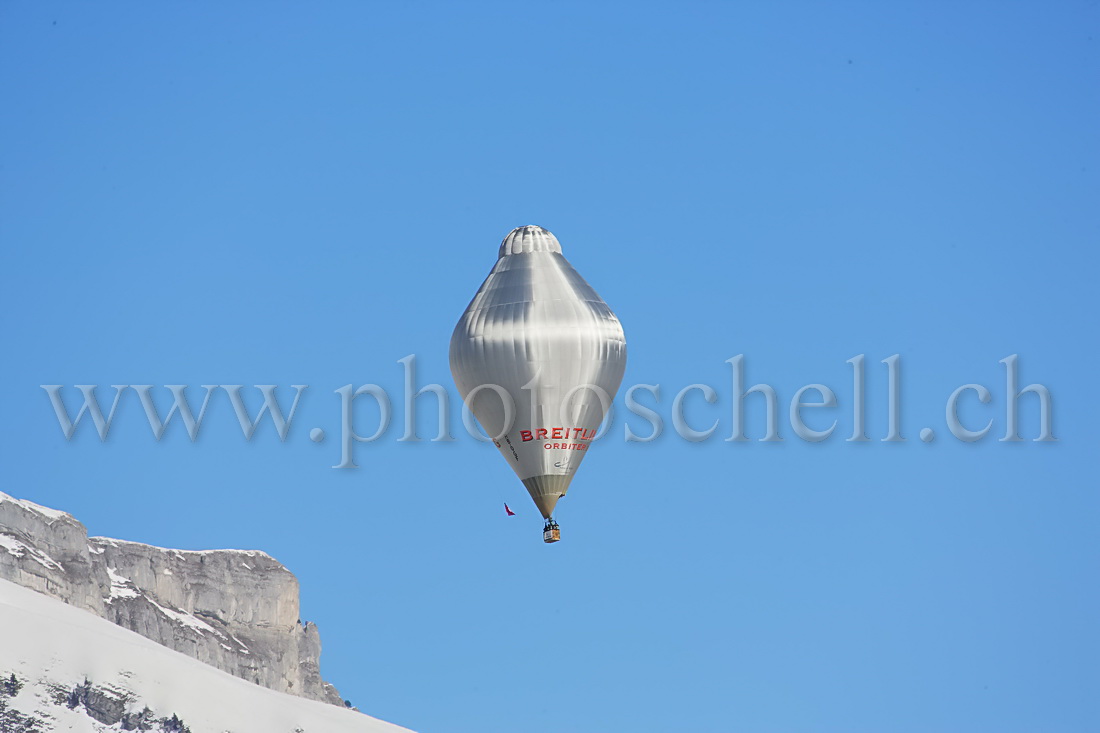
(0, 492), (344, 706)
(0, 494), (108, 616)
(64, 679), (130, 726)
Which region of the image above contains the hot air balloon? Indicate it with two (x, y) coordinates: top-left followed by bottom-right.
(450, 226), (627, 543)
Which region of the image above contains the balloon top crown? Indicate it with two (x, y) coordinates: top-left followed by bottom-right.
(499, 225), (563, 257)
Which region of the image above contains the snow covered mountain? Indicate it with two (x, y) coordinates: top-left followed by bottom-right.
(0, 492), (412, 731)
(0, 492), (340, 704)
(0, 577), (411, 732)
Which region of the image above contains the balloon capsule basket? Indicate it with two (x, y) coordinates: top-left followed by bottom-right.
(543, 520), (561, 544)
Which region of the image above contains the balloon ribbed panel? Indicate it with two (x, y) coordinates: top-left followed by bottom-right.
(450, 226), (627, 516)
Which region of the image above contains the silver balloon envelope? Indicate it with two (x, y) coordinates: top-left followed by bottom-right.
(449, 226), (627, 519)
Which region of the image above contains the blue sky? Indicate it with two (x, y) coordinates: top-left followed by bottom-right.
(1, 2), (1098, 731)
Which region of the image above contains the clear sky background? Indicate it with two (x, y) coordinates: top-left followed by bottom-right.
(1, 2), (1097, 731)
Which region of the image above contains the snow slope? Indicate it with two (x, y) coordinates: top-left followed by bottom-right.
(0, 578), (413, 732)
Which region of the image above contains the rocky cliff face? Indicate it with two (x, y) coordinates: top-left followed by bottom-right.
(0, 491), (344, 706)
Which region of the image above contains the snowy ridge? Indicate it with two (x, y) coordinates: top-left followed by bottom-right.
(92, 535), (277, 559)
(0, 578), (412, 732)
(0, 491), (72, 523)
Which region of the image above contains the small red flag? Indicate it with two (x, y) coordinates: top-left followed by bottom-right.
(504, 503), (516, 516)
